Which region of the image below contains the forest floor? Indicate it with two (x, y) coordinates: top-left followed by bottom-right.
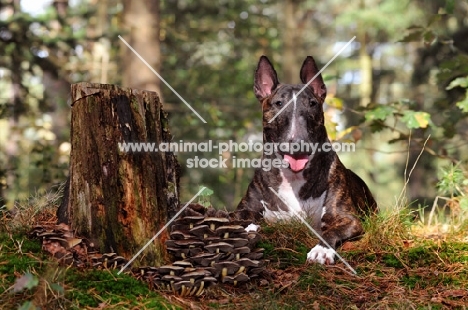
(1, 190), (468, 310)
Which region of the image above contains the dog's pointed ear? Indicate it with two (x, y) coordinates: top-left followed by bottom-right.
(254, 56), (279, 100)
(300, 56), (327, 101)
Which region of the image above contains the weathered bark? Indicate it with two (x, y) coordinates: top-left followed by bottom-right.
(61, 82), (179, 266)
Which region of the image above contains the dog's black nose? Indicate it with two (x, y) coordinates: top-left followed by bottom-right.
(288, 137), (301, 144)
(285, 138), (309, 156)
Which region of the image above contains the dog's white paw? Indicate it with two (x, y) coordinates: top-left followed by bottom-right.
(307, 244), (335, 264)
(245, 223), (260, 232)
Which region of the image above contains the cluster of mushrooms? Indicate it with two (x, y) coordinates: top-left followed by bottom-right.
(28, 224), (128, 269)
(136, 203), (265, 296)
(29, 204), (266, 297)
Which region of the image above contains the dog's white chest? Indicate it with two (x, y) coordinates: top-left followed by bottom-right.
(262, 171), (327, 228)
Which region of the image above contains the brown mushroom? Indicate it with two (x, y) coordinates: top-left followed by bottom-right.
(247, 231), (261, 245)
(37, 231), (61, 238)
(216, 225), (246, 238)
(181, 269), (209, 284)
(173, 280), (194, 296)
(202, 236), (221, 245)
(219, 253), (235, 261)
(170, 224), (190, 232)
(185, 203), (207, 216)
(47, 236), (70, 248)
(213, 261), (241, 277)
(173, 240), (205, 248)
(246, 248), (264, 260)
(249, 267), (265, 277)
(228, 218), (253, 227)
(221, 273), (250, 286)
(161, 275), (183, 291)
(138, 266), (160, 277)
(174, 216), (204, 229)
(166, 247), (190, 259)
(233, 247), (251, 260)
(189, 253), (221, 267)
(188, 247), (204, 256)
(105, 255), (127, 269)
(193, 276), (217, 296)
(199, 217), (230, 230)
(215, 209), (229, 218)
(172, 261), (193, 268)
(205, 207), (217, 217)
(204, 242), (234, 254)
(229, 231), (249, 239)
(235, 258), (260, 274)
(158, 265), (184, 276)
(224, 238), (249, 248)
(170, 231), (193, 240)
(189, 225), (214, 239)
(237, 257), (260, 268)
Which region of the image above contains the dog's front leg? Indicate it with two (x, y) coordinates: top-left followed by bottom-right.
(307, 212), (364, 264)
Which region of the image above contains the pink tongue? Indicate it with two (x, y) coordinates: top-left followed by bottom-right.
(283, 154), (309, 172)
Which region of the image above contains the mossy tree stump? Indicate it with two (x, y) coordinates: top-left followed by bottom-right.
(61, 82), (180, 266)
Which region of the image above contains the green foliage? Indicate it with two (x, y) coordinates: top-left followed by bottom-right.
(335, 0), (423, 40)
(447, 76), (468, 113)
(198, 185), (214, 207)
(365, 105), (394, 122)
(401, 111), (432, 129)
(437, 164), (467, 197)
(362, 100), (433, 140)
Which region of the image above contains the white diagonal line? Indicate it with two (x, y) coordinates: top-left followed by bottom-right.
(118, 35), (207, 123)
(117, 187), (207, 274)
(268, 187), (357, 275)
(268, 36), (356, 123)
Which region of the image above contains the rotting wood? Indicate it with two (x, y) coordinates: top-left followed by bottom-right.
(59, 82), (180, 266)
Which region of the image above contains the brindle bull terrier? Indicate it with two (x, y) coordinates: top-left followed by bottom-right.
(236, 56), (377, 264)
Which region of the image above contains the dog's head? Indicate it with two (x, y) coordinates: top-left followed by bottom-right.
(254, 56), (328, 173)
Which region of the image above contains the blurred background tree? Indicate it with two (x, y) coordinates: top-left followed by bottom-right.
(1, 0), (468, 214)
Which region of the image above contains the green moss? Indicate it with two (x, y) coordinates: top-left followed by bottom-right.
(0, 233), (46, 285)
(65, 269), (168, 309)
(438, 242), (468, 263)
(375, 269), (385, 277)
(406, 244), (438, 267)
(20, 238), (43, 253)
(257, 240), (274, 255)
(297, 265), (327, 290)
(259, 239), (308, 268)
(401, 274), (424, 289)
(383, 253), (404, 268)
(131, 97), (140, 112)
(261, 226), (275, 234)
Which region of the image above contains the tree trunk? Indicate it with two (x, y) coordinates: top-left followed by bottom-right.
(121, 0), (161, 95)
(62, 82), (180, 266)
(357, 0), (372, 108)
(282, 0), (302, 83)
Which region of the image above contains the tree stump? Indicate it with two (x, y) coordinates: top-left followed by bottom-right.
(61, 82), (180, 266)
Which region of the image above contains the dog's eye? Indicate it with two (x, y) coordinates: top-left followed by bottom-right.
(274, 101), (282, 107)
(309, 99), (318, 107)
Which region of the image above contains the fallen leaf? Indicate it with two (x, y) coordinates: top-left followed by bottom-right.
(13, 273), (39, 293)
